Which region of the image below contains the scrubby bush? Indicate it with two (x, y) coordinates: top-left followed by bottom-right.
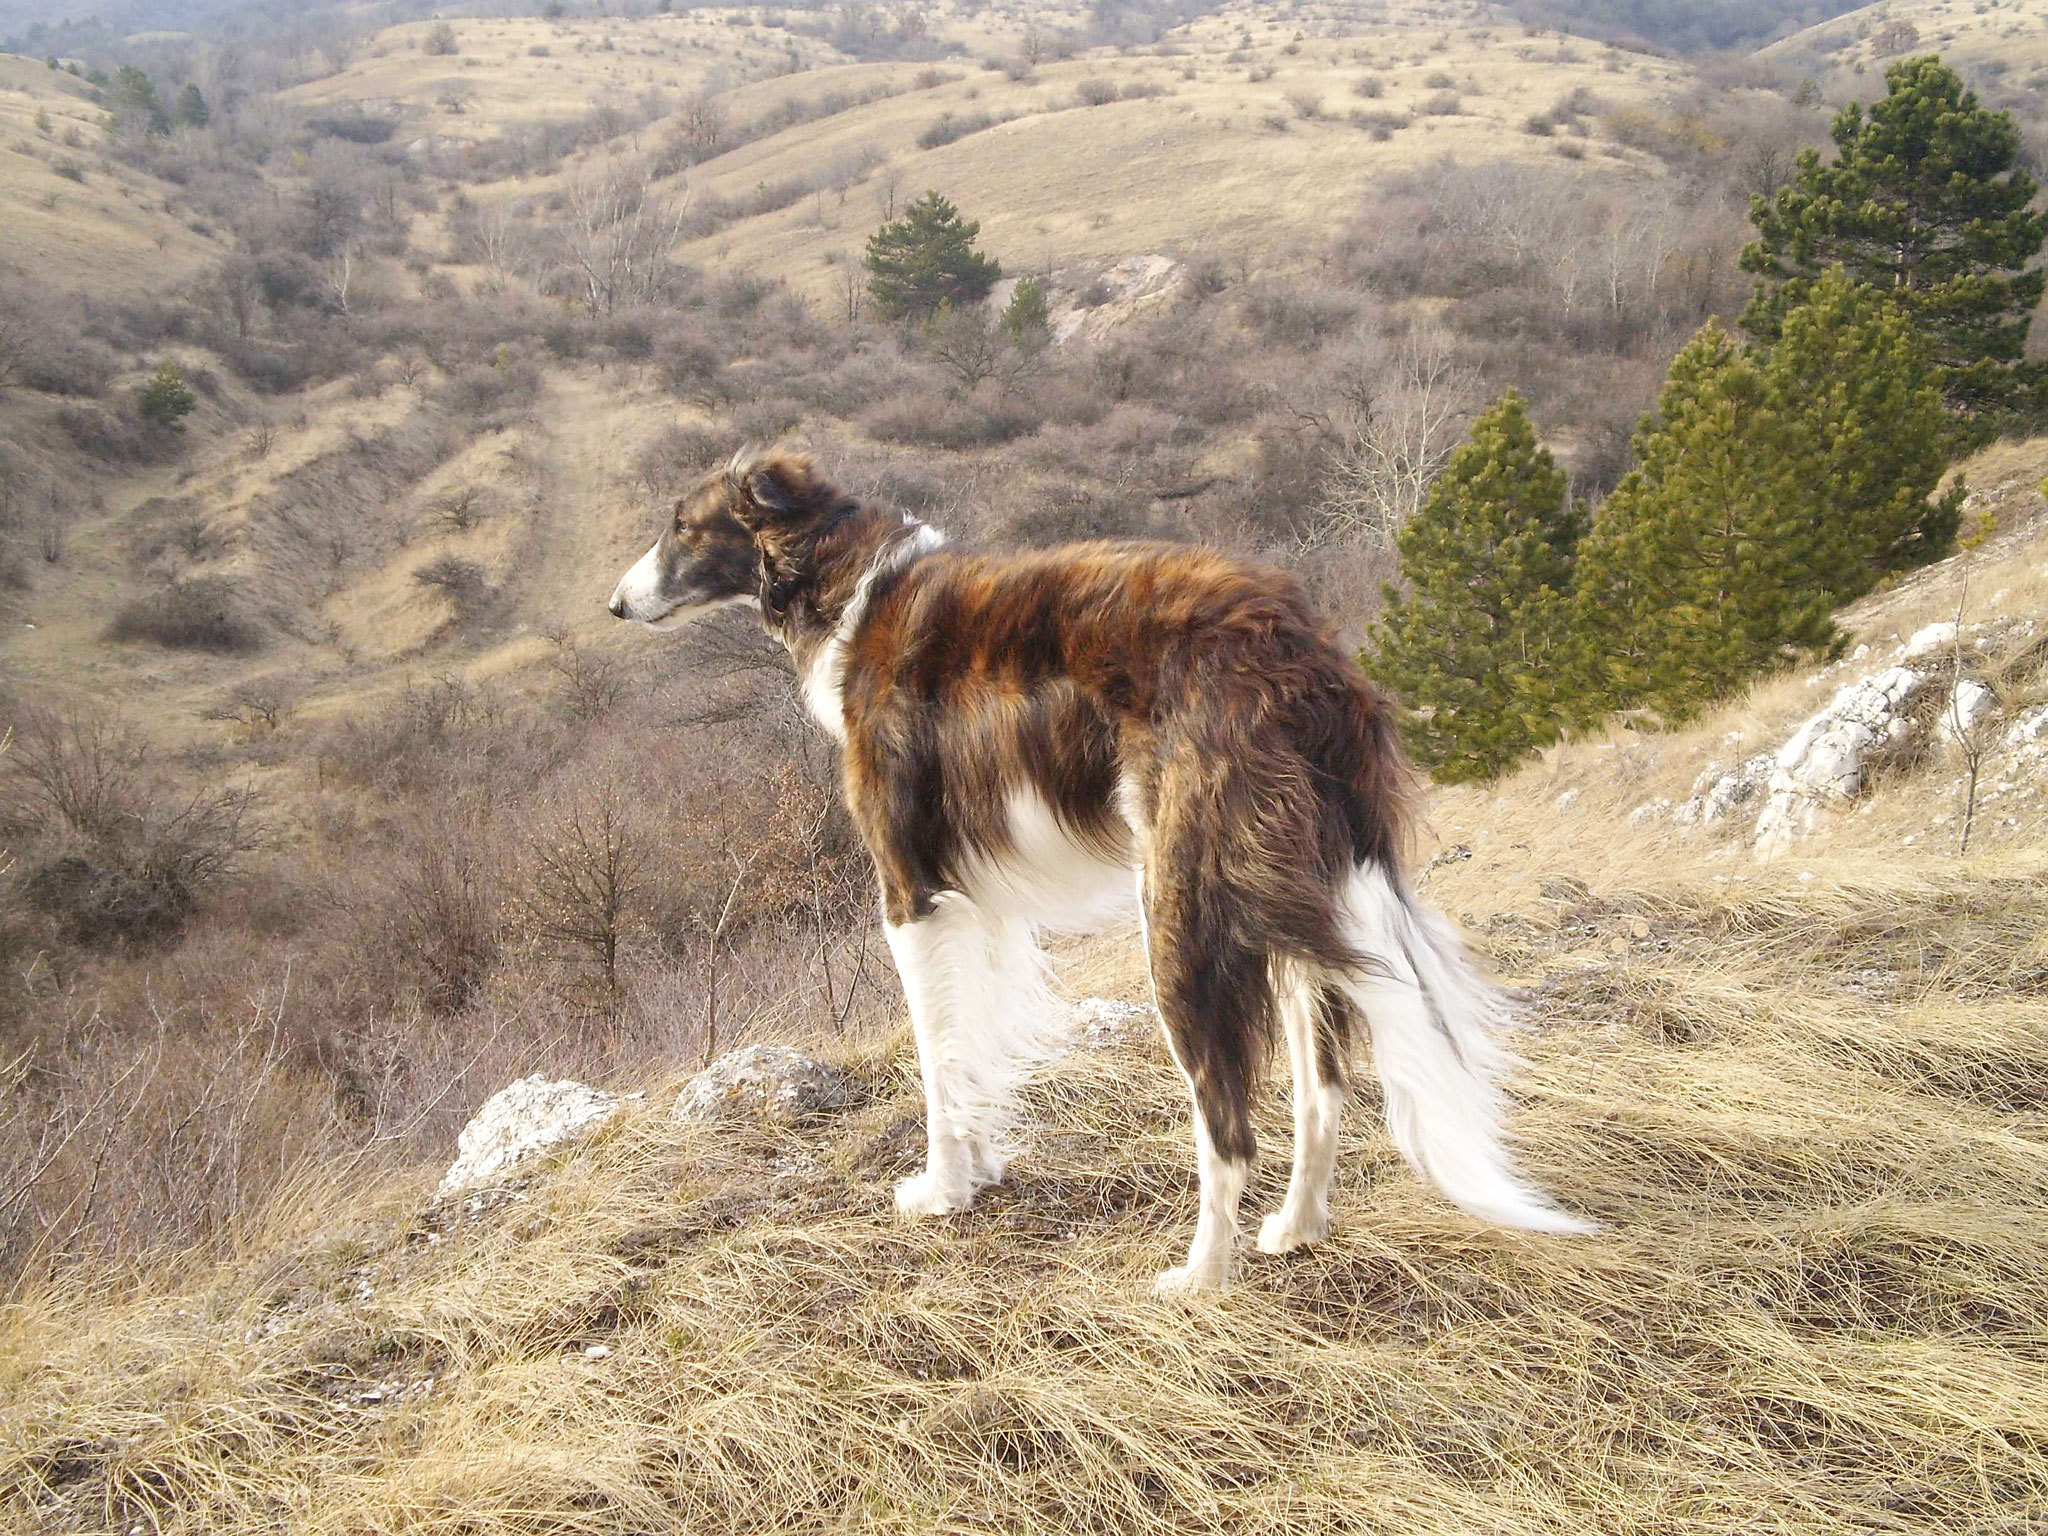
(413, 554), (494, 622)
(865, 387), (1043, 448)
(636, 423), (735, 496)
(107, 576), (265, 653)
(916, 110), (996, 148)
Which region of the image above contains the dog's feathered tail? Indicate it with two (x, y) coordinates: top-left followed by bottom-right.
(1329, 862), (1594, 1234)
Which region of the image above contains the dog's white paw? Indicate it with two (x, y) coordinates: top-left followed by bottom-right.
(966, 1141), (1008, 1188)
(1151, 1262), (1229, 1299)
(894, 1169), (973, 1218)
(1256, 1207), (1330, 1255)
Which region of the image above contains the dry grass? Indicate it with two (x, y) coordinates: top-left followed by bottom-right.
(282, 14), (846, 141)
(0, 56), (221, 296)
(7, 514), (2048, 1534)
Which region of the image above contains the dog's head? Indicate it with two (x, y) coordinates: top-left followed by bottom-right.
(608, 448), (841, 631)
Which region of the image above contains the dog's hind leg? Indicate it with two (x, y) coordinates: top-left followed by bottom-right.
(885, 892), (1055, 1217)
(1258, 965), (1351, 1255)
(1140, 861), (1265, 1297)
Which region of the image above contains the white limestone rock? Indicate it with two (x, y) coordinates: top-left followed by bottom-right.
(1940, 679), (1998, 742)
(1065, 997), (1157, 1050)
(439, 1076), (621, 1198)
(1754, 667), (1928, 854)
(674, 1043), (860, 1125)
(1902, 622), (1957, 661)
(1673, 752), (1774, 826)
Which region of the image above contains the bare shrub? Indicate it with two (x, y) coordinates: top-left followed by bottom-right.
(1352, 75), (1385, 98)
(636, 422), (733, 496)
(1351, 108), (1409, 138)
(106, 576), (265, 653)
(412, 554), (493, 622)
(1420, 90), (1463, 116)
(380, 797), (504, 1012)
(4, 707), (259, 947)
(541, 627), (631, 721)
(916, 109), (996, 149)
(1074, 77), (1120, 106)
(865, 388), (1043, 449)
(514, 776), (649, 1015)
(425, 486), (489, 536)
(422, 20), (458, 54)
(56, 405), (164, 464)
(199, 676), (303, 736)
(1285, 89), (1324, 120)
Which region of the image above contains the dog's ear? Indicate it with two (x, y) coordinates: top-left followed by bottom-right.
(722, 447), (816, 530)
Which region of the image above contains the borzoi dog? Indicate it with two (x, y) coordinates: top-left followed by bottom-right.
(610, 449), (1590, 1293)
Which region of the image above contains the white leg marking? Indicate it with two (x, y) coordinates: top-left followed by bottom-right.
(1153, 1098), (1250, 1298)
(884, 892), (1058, 1218)
(1258, 961), (1345, 1255)
(1138, 864), (1250, 1297)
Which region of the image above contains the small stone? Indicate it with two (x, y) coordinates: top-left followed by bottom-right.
(584, 1344), (611, 1360)
(1554, 789), (1581, 814)
(1902, 621), (1957, 661)
(674, 1044), (860, 1125)
(438, 1076), (621, 1199)
(1940, 679), (1997, 742)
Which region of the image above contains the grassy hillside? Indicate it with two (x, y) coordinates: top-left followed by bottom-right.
(282, 12), (851, 144)
(3, 3), (2045, 1526)
(1767, 0), (2048, 80)
(3, 454), (2044, 1534)
(0, 54), (222, 296)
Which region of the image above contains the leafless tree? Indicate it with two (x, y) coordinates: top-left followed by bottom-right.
(556, 160), (692, 318)
(1946, 587), (1994, 856)
(517, 778), (649, 1017)
(924, 304), (1006, 392)
(324, 241), (360, 317)
(1309, 325), (1480, 548)
(673, 87), (728, 162)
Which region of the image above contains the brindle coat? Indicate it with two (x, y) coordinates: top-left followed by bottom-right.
(610, 450), (1588, 1293)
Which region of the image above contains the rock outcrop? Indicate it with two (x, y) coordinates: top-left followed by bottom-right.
(673, 1043), (861, 1125)
(1754, 666), (1930, 856)
(438, 1076), (623, 1198)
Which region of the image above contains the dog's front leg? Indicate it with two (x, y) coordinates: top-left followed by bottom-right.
(884, 893), (1007, 1217)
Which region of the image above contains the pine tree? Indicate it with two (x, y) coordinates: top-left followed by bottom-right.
(1571, 324), (1840, 723)
(109, 65), (170, 137)
(1741, 56), (2045, 438)
(1001, 275), (1050, 345)
(1364, 392), (1582, 782)
(864, 191), (1001, 323)
(1765, 268), (1963, 586)
(172, 83), (210, 130)
(138, 362), (197, 429)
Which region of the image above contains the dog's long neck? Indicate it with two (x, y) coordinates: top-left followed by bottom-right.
(778, 506), (945, 740)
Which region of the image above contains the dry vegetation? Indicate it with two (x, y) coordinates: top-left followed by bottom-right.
(4, 487), (2047, 1531)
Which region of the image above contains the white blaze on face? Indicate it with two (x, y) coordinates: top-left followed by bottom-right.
(610, 538), (673, 625)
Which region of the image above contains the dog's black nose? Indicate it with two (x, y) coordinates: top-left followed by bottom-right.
(608, 594), (628, 619)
